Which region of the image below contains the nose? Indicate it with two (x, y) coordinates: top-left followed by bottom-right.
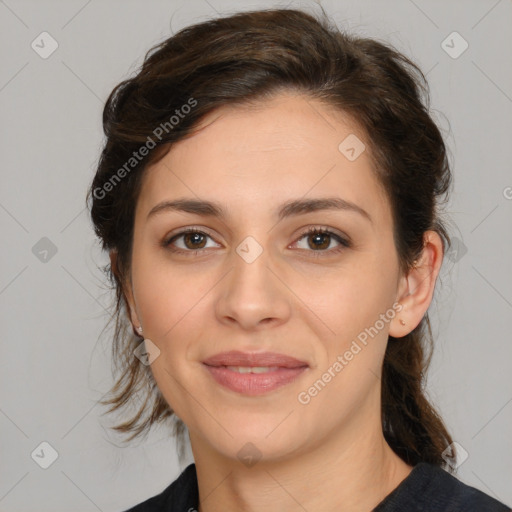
(215, 241), (292, 331)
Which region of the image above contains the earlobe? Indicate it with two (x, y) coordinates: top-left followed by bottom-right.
(389, 231), (444, 338)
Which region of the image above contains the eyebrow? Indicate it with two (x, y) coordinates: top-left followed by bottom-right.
(147, 197), (372, 223)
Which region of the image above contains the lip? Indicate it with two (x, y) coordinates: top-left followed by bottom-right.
(204, 365), (308, 395)
(202, 351), (309, 396)
(203, 350), (309, 368)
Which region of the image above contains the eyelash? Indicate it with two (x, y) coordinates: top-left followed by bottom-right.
(162, 226), (351, 258)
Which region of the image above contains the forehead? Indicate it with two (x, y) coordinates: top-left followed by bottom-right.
(136, 92), (391, 226)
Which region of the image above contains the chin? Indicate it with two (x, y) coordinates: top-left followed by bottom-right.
(196, 413), (308, 465)
(213, 435), (303, 467)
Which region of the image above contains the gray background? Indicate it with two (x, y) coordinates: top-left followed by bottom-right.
(1, 0), (511, 510)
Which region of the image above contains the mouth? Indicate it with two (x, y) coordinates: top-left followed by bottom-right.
(222, 365), (283, 373)
(202, 351), (309, 395)
(203, 350), (309, 368)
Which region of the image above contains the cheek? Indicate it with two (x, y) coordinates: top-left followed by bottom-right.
(295, 258), (395, 342)
(302, 256), (399, 393)
(132, 264), (211, 420)
(131, 245), (211, 335)
(131, 248), (218, 348)
(296, 274), (396, 421)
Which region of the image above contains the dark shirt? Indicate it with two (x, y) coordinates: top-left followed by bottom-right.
(123, 462), (511, 511)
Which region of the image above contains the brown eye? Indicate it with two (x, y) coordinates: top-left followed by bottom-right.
(307, 231), (331, 250)
(293, 227), (351, 256)
(182, 232), (207, 249)
(163, 228), (220, 255)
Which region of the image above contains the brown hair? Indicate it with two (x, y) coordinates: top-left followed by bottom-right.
(87, 6), (455, 469)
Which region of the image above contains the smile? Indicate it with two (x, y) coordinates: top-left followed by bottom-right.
(203, 364), (308, 395)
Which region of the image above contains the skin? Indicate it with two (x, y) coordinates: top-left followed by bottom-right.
(117, 91), (444, 512)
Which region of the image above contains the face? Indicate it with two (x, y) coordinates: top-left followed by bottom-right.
(124, 92), (404, 466)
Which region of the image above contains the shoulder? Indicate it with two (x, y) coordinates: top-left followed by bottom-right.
(121, 463), (198, 512)
(432, 465), (510, 512)
(375, 462), (511, 511)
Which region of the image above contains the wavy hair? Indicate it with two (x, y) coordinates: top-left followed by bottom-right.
(86, 6), (455, 470)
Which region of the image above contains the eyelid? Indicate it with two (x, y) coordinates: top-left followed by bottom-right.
(162, 225), (351, 255)
(162, 226), (221, 248)
(290, 226), (351, 253)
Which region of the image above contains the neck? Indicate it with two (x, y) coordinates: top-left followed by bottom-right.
(190, 414), (413, 512)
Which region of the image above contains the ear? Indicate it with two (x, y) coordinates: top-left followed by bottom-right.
(389, 230), (444, 338)
(110, 250), (142, 335)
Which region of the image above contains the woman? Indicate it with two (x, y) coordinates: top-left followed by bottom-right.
(87, 7), (510, 512)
